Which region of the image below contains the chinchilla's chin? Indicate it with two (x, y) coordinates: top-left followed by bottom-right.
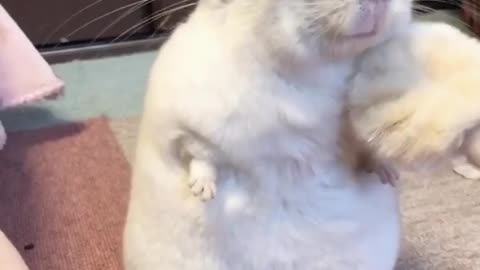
(327, 21), (410, 59)
(316, 0), (412, 59)
(317, 33), (386, 60)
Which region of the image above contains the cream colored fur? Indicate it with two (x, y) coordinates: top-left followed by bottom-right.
(123, 0), (411, 269)
(350, 21), (480, 172)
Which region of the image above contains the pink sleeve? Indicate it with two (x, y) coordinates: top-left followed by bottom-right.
(0, 4), (64, 109)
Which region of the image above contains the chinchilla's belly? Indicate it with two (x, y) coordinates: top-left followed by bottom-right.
(125, 159), (400, 270)
(196, 167), (400, 270)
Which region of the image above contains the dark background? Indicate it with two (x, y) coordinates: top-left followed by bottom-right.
(2, 0), (195, 47)
(1, 0), (461, 62)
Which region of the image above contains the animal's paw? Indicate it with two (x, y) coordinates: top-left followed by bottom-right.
(367, 118), (454, 165)
(354, 92), (456, 164)
(188, 159), (217, 201)
(373, 161), (399, 186)
(453, 156), (480, 180)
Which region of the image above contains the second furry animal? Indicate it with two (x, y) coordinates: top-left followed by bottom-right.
(349, 22), (480, 177)
(123, 0), (412, 269)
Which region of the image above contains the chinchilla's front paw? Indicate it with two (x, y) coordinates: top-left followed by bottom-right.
(453, 155), (480, 180)
(372, 160), (399, 186)
(188, 159), (217, 201)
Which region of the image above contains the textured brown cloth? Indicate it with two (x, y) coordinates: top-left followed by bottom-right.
(0, 117), (130, 270)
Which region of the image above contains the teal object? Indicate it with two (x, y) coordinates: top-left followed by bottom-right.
(0, 51), (156, 131)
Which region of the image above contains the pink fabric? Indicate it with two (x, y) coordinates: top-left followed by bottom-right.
(0, 7), (64, 267)
(0, 5), (64, 151)
(0, 5), (64, 109)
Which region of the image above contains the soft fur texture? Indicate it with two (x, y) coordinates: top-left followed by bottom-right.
(350, 22), (480, 175)
(123, 0), (411, 269)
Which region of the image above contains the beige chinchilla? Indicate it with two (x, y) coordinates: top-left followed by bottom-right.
(123, 0), (413, 269)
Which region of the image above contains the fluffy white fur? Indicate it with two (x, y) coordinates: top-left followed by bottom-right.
(123, 0), (411, 269)
(350, 21), (480, 174)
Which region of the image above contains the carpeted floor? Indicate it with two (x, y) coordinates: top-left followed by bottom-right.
(0, 118), (130, 270)
(0, 9), (479, 270)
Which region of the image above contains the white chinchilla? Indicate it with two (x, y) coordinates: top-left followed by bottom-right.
(124, 0), (412, 269)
